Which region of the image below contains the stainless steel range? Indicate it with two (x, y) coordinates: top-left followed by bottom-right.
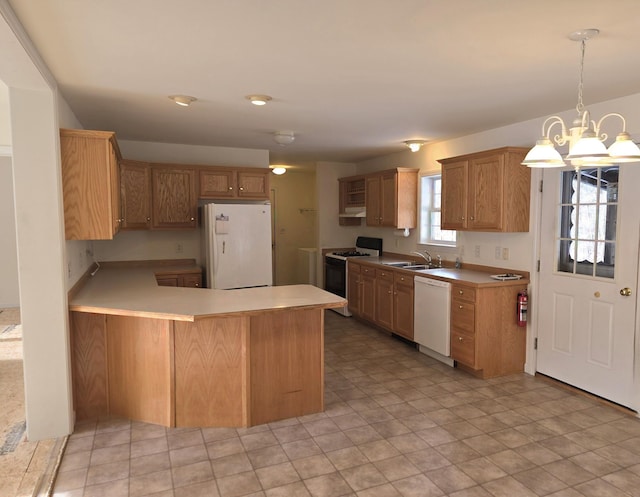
(324, 236), (383, 316)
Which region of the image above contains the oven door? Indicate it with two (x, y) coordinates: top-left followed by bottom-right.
(324, 257), (346, 297)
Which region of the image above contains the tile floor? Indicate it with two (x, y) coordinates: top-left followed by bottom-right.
(53, 311), (640, 497)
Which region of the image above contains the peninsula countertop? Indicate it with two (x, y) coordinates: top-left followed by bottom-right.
(69, 266), (346, 321)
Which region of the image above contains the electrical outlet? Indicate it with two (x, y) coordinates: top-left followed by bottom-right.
(495, 246), (501, 259)
(176, 243), (183, 254)
(474, 245), (480, 258)
(502, 247), (510, 260)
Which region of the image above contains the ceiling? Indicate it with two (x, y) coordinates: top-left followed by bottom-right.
(8, 0), (640, 164)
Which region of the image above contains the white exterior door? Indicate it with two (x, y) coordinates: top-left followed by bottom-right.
(536, 165), (640, 411)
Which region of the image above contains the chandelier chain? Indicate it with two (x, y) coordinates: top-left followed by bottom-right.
(576, 38), (586, 114)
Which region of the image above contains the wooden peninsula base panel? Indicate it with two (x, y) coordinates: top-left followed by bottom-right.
(71, 307), (324, 427)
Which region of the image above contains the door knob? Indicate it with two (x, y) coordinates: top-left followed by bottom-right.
(620, 287), (633, 297)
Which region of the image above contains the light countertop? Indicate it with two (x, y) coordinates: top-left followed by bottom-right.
(356, 257), (529, 287)
(70, 266), (346, 321)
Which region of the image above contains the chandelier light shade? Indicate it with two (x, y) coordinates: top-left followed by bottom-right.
(522, 29), (640, 169)
(404, 140), (426, 152)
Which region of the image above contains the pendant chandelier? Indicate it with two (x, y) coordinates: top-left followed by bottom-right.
(522, 29), (640, 169)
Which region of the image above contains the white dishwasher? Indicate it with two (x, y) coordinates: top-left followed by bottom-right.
(414, 276), (453, 366)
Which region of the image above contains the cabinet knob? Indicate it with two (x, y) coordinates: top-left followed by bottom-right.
(461, 216), (465, 221)
(458, 336), (463, 342)
(239, 187), (244, 191)
(388, 290), (392, 294)
(470, 216), (475, 221)
(459, 305), (463, 309)
(228, 186), (233, 190)
(195, 283), (199, 287)
(190, 217), (195, 221)
(458, 290), (464, 295)
(146, 217), (151, 222)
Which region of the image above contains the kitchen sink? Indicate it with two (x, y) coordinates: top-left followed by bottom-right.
(381, 261), (413, 267)
(403, 264), (434, 270)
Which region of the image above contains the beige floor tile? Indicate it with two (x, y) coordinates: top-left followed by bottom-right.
(44, 311), (640, 497)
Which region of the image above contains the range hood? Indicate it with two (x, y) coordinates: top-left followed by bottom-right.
(339, 207), (366, 218)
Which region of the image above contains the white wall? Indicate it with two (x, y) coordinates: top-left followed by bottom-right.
(93, 140), (270, 264)
(0, 156), (19, 307)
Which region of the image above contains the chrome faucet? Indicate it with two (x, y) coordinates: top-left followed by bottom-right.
(436, 254), (442, 268)
(411, 250), (432, 264)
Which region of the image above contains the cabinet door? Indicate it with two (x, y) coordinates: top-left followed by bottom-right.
(393, 275), (414, 340)
(365, 176), (381, 226)
(156, 276), (179, 287)
(60, 129), (121, 240)
(109, 144), (121, 237)
(361, 268), (376, 321)
(375, 271), (394, 330)
(468, 154), (505, 231)
(379, 173), (397, 227)
(347, 264), (361, 316)
(237, 170), (270, 199)
(181, 273), (202, 288)
(120, 160), (151, 230)
(451, 330), (476, 367)
(152, 168), (197, 229)
(441, 160), (468, 230)
(200, 169), (236, 198)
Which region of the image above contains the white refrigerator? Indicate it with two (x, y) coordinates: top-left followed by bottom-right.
(202, 203), (273, 289)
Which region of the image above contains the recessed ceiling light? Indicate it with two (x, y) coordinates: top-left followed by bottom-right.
(169, 95), (197, 107)
(246, 94), (272, 106)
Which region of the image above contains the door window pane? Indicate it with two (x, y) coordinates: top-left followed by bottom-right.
(558, 166), (618, 279)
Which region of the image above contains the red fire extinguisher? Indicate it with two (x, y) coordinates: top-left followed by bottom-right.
(517, 290), (528, 327)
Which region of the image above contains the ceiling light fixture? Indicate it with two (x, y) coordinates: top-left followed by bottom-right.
(404, 140), (426, 153)
(274, 130), (295, 146)
(169, 95), (197, 107)
(271, 166), (287, 175)
(246, 94), (272, 106)
(522, 29), (640, 169)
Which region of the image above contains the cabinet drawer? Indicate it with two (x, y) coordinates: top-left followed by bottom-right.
(451, 330), (475, 367)
(347, 261), (361, 273)
(376, 269), (394, 282)
(361, 266), (376, 277)
(451, 298), (475, 334)
(394, 272), (413, 287)
(452, 284), (476, 303)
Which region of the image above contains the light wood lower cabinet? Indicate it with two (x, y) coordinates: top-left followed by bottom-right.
(347, 262), (376, 321)
(155, 268), (202, 288)
(393, 272), (414, 340)
(70, 307), (325, 427)
(348, 262), (414, 339)
(450, 283), (526, 378)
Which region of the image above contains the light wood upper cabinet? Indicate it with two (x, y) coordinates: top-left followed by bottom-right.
(439, 147), (530, 232)
(151, 167), (197, 229)
(120, 160), (151, 230)
(365, 168), (418, 229)
(60, 128), (122, 240)
(200, 167), (270, 200)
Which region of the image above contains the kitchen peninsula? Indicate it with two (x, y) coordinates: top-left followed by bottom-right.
(68, 263), (346, 428)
